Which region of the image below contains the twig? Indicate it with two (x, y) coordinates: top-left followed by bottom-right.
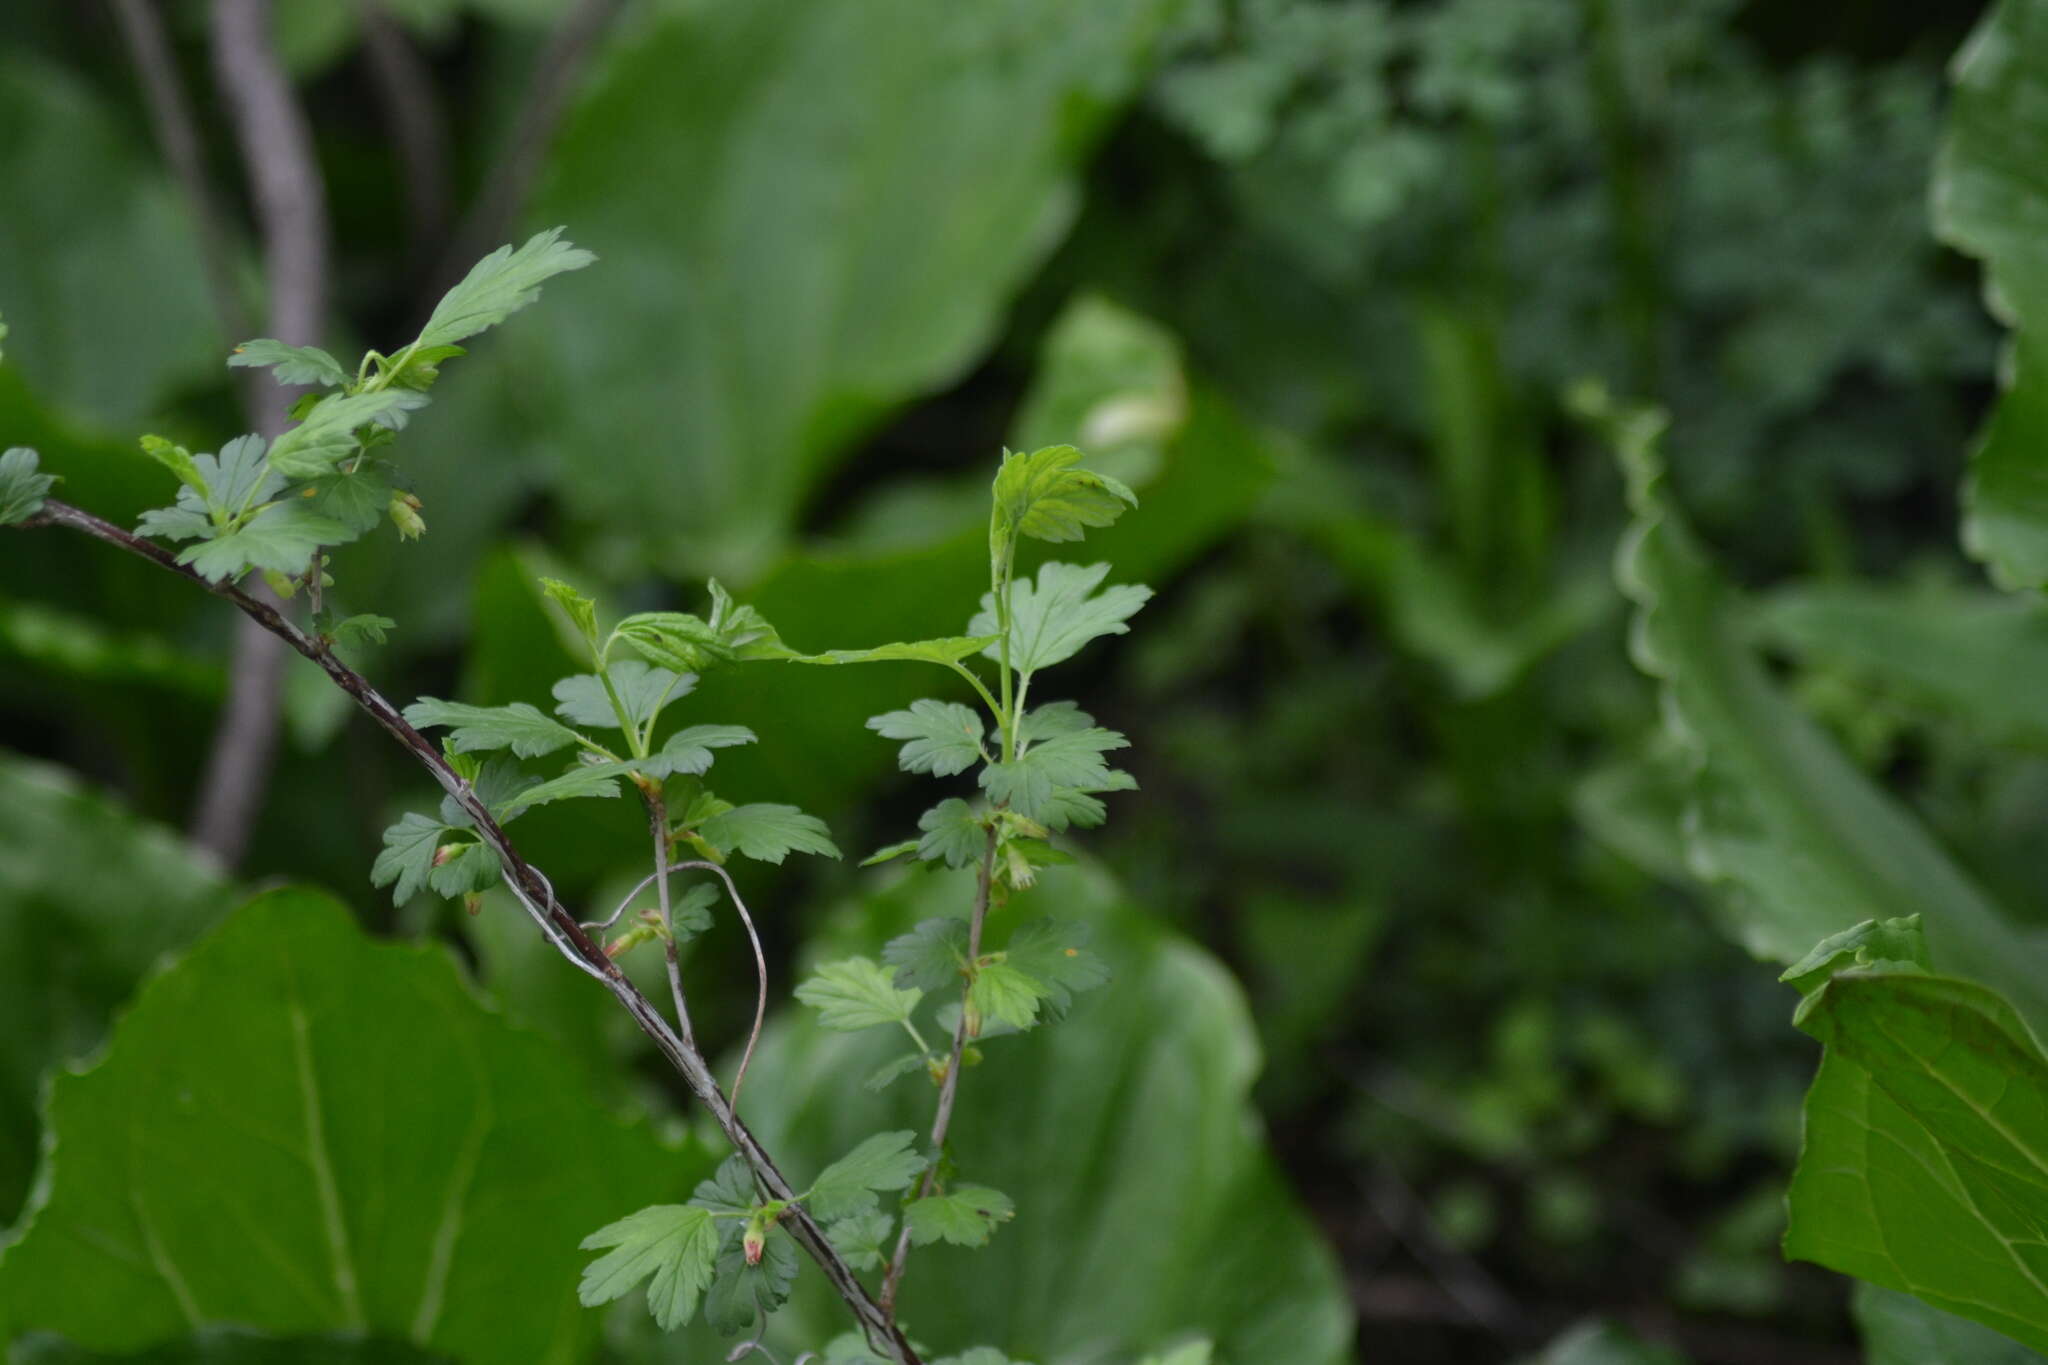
(109, 0), (251, 342)
(193, 0), (333, 866)
(11, 500), (923, 1365)
(357, 1), (452, 264)
(429, 0), (625, 298)
(663, 860), (770, 1114)
(879, 824), (999, 1322)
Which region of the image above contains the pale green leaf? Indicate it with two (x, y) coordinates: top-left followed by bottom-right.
(267, 389), (430, 481)
(795, 958), (924, 1032)
(228, 339), (349, 388)
(968, 963), (1053, 1032)
(370, 811), (450, 907)
(696, 803), (840, 863)
(551, 660), (694, 731)
(0, 446), (55, 525)
(175, 502), (350, 583)
(415, 227), (596, 351)
(991, 444), (1137, 556)
(868, 700), (986, 776)
(577, 1204), (719, 1331)
(971, 561), (1152, 675)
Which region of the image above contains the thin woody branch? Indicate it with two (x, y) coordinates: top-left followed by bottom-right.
(11, 499), (922, 1365)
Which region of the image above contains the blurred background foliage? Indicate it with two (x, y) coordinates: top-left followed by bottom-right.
(0, 0), (2026, 1361)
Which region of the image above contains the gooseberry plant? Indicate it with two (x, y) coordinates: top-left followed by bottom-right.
(0, 232), (1160, 1364)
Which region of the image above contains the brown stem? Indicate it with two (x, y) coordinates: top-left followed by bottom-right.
(879, 824), (998, 1323)
(11, 500), (922, 1365)
(193, 0), (333, 867)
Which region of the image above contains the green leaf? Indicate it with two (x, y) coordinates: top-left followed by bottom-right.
(551, 659), (694, 731)
(868, 700), (986, 776)
(1001, 918), (1110, 1019)
(885, 916), (972, 995)
(917, 798), (988, 867)
(967, 963), (1052, 1032)
(1610, 408), (2048, 1035)
(497, 0), (1176, 572)
(228, 339), (350, 388)
(610, 611), (741, 673)
(672, 883), (719, 942)
(0, 446), (55, 525)
(979, 727), (1129, 821)
(688, 1153), (759, 1217)
(8, 1330), (457, 1363)
(0, 888), (685, 1364)
(1133, 1345), (1213, 1365)
(302, 463), (396, 535)
(991, 444), (1137, 559)
(824, 1212), (895, 1273)
(864, 1052), (929, 1093)
(1780, 915), (1931, 1013)
(492, 761), (631, 818)
(775, 637), (999, 668)
(175, 501), (349, 582)
(266, 389), (430, 481)
(370, 811), (450, 907)
(1936, 0), (2048, 590)
(441, 755), (540, 828)
(702, 1227), (798, 1337)
(861, 839), (923, 868)
(577, 1204), (720, 1331)
(696, 803), (840, 863)
(808, 1130), (925, 1222)
(971, 561), (1152, 675)
(138, 434), (206, 491)
(903, 1184), (1014, 1247)
(934, 1352), (1028, 1365)
(414, 227), (596, 351)
(643, 723), (757, 778)
(796, 958), (925, 1033)
(402, 697), (585, 758)
(427, 841), (501, 898)
(1855, 1283), (2048, 1365)
(539, 577), (600, 656)
(692, 863), (1352, 1362)
(0, 756), (234, 1220)
(1787, 971), (2048, 1353)
(327, 614), (394, 649)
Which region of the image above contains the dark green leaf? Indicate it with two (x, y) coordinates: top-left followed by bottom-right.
(979, 727), (1129, 820)
(370, 811), (449, 907)
(1001, 919), (1110, 1019)
(427, 841), (500, 897)
(702, 1227), (798, 1336)
(175, 502), (349, 583)
(916, 798), (987, 867)
(808, 1130), (924, 1222)
(301, 463), (395, 535)
(689, 1153), (759, 1217)
(1855, 1282), (2048, 1365)
(884, 917), (971, 995)
(0, 889), (682, 1364)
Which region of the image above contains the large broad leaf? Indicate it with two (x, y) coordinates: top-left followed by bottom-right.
(499, 0), (1184, 576)
(630, 862), (1351, 1363)
(1788, 972), (2048, 1354)
(0, 58), (221, 426)
(1856, 1283), (2048, 1365)
(1936, 0), (2048, 589)
(0, 888), (693, 1365)
(1611, 424), (2048, 1034)
(1756, 581), (2048, 749)
(8, 1330), (452, 1363)
(0, 755), (235, 1223)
